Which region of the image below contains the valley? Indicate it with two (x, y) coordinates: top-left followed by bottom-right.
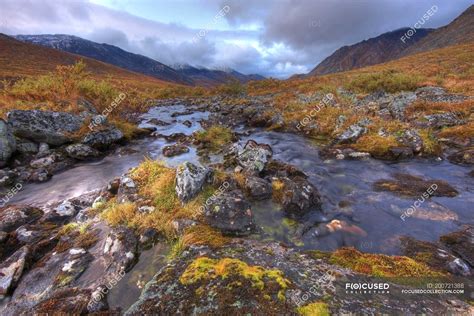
(0, 3), (473, 315)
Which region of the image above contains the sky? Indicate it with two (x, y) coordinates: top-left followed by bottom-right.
(1, 0), (472, 78)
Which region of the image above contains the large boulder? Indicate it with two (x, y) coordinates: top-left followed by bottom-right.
(204, 190), (255, 235)
(175, 162), (209, 202)
(0, 119), (16, 167)
(82, 127), (124, 150)
(8, 110), (84, 145)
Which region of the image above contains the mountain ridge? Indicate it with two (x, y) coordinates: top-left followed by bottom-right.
(14, 34), (265, 86)
(309, 5), (474, 76)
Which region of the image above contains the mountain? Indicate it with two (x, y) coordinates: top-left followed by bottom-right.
(309, 28), (432, 76)
(14, 34), (264, 86)
(14, 34), (193, 85)
(0, 33), (172, 88)
(309, 5), (474, 76)
(173, 64), (265, 87)
(402, 5), (474, 56)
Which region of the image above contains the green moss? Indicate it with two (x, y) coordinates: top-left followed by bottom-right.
(194, 125), (234, 152)
(55, 274), (75, 287)
(180, 257), (290, 301)
(419, 130), (441, 155)
(330, 247), (443, 278)
(306, 250), (331, 260)
(167, 237), (186, 261)
(58, 223), (79, 236)
(297, 302), (330, 316)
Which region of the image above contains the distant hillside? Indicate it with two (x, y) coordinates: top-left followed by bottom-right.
(402, 5), (474, 55)
(173, 64), (265, 87)
(14, 34), (193, 85)
(310, 5), (474, 76)
(0, 34), (171, 88)
(14, 34), (265, 86)
(309, 28), (432, 76)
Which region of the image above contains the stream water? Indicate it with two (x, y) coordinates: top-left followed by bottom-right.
(9, 104), (474, 311)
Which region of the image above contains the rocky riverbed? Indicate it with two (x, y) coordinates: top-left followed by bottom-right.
(0, 95), (473, 314)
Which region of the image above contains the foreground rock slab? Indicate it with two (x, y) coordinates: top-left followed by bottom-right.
(8, 110), (84, 146)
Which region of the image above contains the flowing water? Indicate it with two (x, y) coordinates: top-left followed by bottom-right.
(9, 104), (474, 311)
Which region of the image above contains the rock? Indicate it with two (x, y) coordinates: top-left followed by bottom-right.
(34, 288), (94, 315)
(82, 127), (124, 149)
(346, 151), (371, 159)
(243, 176), (272, 200)
(335, 115), (347, 130)
(55, 200), (77, 217)
(162, 144), (190, 157)
(171, 219), (197, 234)
(424, 112), (466, 129)
(0, 206), (43, 233)
(204, 190), (255, 235)
(139, 228), (160, 247)
(171, 110), (194, 117)
(397, 130), (423, 154)
(38, 143), (50, 155)
(65, 144), (100, 160)
(147, 118), (170, 126)
(182, 120), (192, 128)
(15, 138), (38, 155)
(8, 110), (84, 145)
(126, 239), (470, 315)
(376, 146), (414, 161)
(448, 147), (474, 165)
(273, 177), (322, 216)
(447, 258), (471, 276)
(440, 226), (474, 267)
(107, 177), (121, 195)
(387, 92), (417, 120)
(29, 168), (51, 182)
(103, 227), (138, 271)
(0, 119), (17, 167)
(163, 132), (188, 142)
(30, 154), (57, 169)
(416, 86), (469, 103)
(138, 206), (155, 214)
(175, 162), (209, 202)
(374, 173), (458, 197)
(336, 124), (366, 144)
(77, 98), (98, 114)
(401, 236), (471, 276)
(0, 246), (29, 296)
(236, 140), (273, 173)
(263, 160), (307, 179)
(117, 176), (138, 203)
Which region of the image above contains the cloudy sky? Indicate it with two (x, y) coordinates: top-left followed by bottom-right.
(1, 0), (472, 78)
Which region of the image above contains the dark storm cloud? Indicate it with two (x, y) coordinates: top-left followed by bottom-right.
(222, 0), (473, 75)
